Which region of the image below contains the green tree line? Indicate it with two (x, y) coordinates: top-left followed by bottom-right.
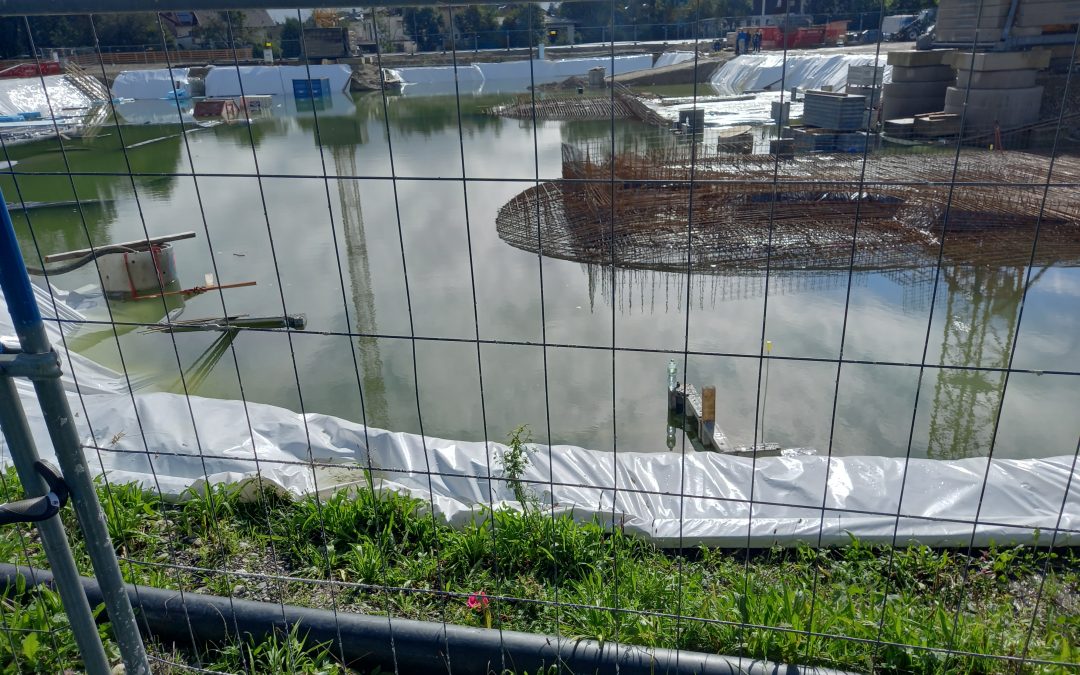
(0, 14), (165, 58)
(0, 11), (260, 59)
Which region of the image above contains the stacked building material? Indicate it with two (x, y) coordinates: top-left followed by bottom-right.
(794, 90), (872, 152)
(845, 64), (884, 106)
(803, 90), (867, 128)
(944, 49), (1049, 132)
(882, 50), (956, 121)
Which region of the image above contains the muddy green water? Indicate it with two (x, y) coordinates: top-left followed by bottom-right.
(3, 92), (1078, 460)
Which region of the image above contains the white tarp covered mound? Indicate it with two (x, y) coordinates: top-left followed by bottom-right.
(204, 64), (352, 97)
(3, 286), (1078, 548)
(111, 69), (189, 100)
(654, 51), (698, 68)
(711, 53), (891, 95)
(0, 75), (90, 118)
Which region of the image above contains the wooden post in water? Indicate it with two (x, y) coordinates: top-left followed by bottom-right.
(699, 386), (716, 449)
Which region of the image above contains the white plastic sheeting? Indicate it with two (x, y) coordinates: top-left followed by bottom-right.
(392, 54), (654, 95)
(0, 75), (90, 118)
(653, 51), (698, 68)
(3, 286), (1078, 548)
(711, 53), (891, 95)
(479, 54), (653, 82)
(390, 64), (485, 86)
(203, 65), (352, 96)
(110, 69), (189, 100)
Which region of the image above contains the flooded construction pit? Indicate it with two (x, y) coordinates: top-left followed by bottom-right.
(3, 91), (1079, 461)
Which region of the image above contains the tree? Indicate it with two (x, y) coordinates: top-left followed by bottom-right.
(0, 13), (169, 56)
(500, 4), (545, 48)
(558, 1), (617, 43)
(453, 5), (501, 49)
(403, 7), (444, 52)
(92, 13), (164, 48)
(0, 18), (30, 58)
(280, 17), (302, 58)
(193, 11), (249, 49)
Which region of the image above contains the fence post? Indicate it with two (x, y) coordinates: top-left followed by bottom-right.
(0, 190), (151, 674)
(0, 383), (112, 675)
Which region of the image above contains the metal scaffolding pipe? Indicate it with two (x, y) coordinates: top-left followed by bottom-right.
(0, 563), (860, 675)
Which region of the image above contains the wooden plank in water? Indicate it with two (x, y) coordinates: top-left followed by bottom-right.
(44, 231), (196, 263)
(684, 383), (730, 451)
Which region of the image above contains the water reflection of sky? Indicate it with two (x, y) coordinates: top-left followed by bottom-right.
(4, 92), (1078, 461)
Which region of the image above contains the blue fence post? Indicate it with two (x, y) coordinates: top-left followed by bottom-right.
(0, 187), (151, 674)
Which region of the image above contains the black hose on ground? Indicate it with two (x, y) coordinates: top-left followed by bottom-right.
(0, 563), (861, 675)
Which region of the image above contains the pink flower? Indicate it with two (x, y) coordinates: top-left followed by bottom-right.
(467, 591), (489, 612)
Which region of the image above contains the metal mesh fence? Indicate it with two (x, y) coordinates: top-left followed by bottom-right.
(0, 1), (1078, 673)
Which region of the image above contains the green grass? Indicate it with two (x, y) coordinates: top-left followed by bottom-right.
(0, 467), (1076, 674)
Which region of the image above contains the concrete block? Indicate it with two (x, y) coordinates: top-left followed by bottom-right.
(1016, 1), (1080, 27)
(955, 68), (1038, 89)
(847, 64), (884, 86)
(933, 27), (1007, 44)
(944, 84), (1043, 108)
(883, 80), (951, 99)
(936, 0), (1011, 16)
(882, 95), (946, 121)
(890, 65), (955, 83)
(845, 84), (882, 105)
(887, 49), (956, 67)
(943, 85), (1044, 128)
(914, 113), (961, 137)
(935, 15), (1010, 30)
(883, 117), (915, 138)
(948, 49), (1051, 72)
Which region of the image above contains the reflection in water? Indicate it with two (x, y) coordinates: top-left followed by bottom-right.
(4, 90), (1077, 460)
(586, 255), (1057, 460)
(177, 328), (238, 392)
(326, 127), (388, 423)
(927, 265), (1039, 460)
(587, 264), (865, 314)
(497, 142), (1080, 275)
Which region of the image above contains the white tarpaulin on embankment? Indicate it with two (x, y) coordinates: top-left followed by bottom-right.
(2, 285), (1078, 548)
(204, 64), (352, 97)
(711, 53), (891, 95)
(390, 54), (655, 95)
(110, 68), (189, 100)
(0, 75), (90, 118)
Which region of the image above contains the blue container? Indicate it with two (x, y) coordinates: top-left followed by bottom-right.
(292, 78), (331, 99)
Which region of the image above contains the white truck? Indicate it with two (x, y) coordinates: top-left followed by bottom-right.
(881, 14), (917, 40)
